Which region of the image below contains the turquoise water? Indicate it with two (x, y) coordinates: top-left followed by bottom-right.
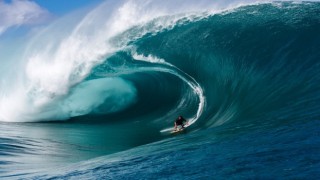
(0, 1), (320, 179)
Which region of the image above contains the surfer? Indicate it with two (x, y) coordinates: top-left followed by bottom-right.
(174, 116), (187, 130)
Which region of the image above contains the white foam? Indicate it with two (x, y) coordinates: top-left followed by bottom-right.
(132, 53), (167, 64)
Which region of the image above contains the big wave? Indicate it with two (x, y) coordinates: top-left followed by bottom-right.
(0, 0), (319, 133)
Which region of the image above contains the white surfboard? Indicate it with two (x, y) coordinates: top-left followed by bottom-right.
(170, 122), (190, 134)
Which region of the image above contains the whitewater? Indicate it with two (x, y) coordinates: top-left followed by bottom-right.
(0, 0), (320, 179)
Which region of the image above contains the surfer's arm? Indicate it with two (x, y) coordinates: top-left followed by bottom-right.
(174, 122), (177, 130)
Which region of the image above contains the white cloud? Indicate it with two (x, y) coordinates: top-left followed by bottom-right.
(0, 0), (50, 35)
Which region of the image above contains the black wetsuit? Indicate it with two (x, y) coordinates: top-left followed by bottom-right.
(175, 117), (186, 126)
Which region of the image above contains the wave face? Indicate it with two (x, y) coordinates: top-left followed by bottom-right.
(1, 1), (320, 179)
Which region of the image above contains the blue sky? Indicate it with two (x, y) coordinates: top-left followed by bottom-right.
(34, 0), (102, 15)
(0, 0), (103, 36)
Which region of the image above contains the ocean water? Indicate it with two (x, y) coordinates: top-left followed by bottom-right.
(0, 1), (320, 179)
